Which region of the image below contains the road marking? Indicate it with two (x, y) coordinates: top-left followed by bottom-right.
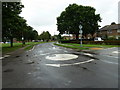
(0, 55), (10, 60)
(46, 54), (78, 61)
(83, 53), (93, 57)
(46, 64), (61, 67)
(0, 57), (4, 60)
(28, 46), (35, 52)
(45, 59), (95, 67)
(4, 55), (10, 58)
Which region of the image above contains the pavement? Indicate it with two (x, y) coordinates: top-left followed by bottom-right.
(2, 42), (119, 88)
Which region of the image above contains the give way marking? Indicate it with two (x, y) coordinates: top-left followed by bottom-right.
(45, 59), (94, 67)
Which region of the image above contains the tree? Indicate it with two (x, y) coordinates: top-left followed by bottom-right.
(38, 31), (51, 41)
(2, 2), (24, 47)
(111, 22), (116, 25)
(2, 2), (38, 46)
(57, 3), (101, 40)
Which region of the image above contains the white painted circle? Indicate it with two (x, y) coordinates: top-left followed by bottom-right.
(46, 54), (78, 61)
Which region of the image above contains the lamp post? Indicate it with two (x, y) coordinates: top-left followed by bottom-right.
(22, 37), (25, 46)
(79, 24), (83, 47)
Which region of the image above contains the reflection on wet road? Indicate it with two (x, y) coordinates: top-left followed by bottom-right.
(2, 42), (118, 88)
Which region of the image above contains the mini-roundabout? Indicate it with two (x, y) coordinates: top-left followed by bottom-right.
(45, 54), (95, 67)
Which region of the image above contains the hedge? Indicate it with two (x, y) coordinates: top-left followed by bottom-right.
(61, 40), (120, 45)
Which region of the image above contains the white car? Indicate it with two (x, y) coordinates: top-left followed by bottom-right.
(94, 37), (104, 41)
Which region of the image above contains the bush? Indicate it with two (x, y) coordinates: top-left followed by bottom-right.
(61, 39), (120, 45)
(107, 37), (116, 40)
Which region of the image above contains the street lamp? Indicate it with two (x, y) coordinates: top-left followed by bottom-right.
(22, 37), (25, 46)
(79, 24), (83, 47)
(22, 37), (24, 41)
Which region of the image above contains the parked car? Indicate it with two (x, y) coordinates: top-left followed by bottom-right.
(94, 37), (104, 41)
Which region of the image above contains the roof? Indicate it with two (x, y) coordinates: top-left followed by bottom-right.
(99, 24), (120, 31)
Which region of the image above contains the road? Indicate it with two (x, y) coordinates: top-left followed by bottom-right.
(2, 42), (118, 88)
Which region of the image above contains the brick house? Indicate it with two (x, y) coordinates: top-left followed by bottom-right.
(97, 24), (120, 39)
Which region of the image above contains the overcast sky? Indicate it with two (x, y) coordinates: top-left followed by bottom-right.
(20, 0), (119, 35)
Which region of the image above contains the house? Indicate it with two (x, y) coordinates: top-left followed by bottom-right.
(61, 34), (84, 40)
(97, 24), (120, 39)
(61, 34), (74, 40)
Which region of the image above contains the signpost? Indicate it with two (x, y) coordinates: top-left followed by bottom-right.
(79, 25), (83, 47)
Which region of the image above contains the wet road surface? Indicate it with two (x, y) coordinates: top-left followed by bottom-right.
(2, 42), (118, 88)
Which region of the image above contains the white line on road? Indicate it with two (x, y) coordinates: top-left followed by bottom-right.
(28, 46), (35, 52)
(0, 55), (10, 60)
(83, 53), (93, 57)
(45, 59), (95, 67)
(0, 57), (4, 60)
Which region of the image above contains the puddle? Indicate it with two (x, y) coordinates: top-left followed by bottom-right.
(72, 52), (81, 55)
(26, 60), (35, 64)
(39, 51), (43, 53)
(3, 69), (14, 72)
(40, 53), (50, 56)
(53, 47), (56, 49)
(15, 56), (20, 58)
(81, 67), (87, 69)
(64, 51), (68, 52)
(112, 51), (119, 54)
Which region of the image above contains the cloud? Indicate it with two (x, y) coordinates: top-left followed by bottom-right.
(20, 0), (119, 35)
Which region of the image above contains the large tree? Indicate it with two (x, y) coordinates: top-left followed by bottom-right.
(2, 2), (24, 47)
(57, 3), (101, 40)
(38, 31), (51, 41)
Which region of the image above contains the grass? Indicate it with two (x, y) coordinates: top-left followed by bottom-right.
(54, 43), (119, 50)
(54, 43), (89, 50)
(62, 43), (119, 48)
(2, 42), (47, 55)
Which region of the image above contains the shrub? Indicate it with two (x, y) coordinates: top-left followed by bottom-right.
(61, 39), (120, 45)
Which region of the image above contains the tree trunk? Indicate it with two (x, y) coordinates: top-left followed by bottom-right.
(10, 37), (13, 47)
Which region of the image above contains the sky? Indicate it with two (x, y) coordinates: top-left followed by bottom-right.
(20, 0), (119, 35)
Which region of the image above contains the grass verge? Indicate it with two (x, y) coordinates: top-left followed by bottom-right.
(54, 43), (119, 50)
(62, 43), (119, 48)
(2, 42), (47, 55)
(54, 43), (89, 50)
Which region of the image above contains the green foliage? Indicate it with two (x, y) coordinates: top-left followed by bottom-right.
(54, 43), (89, 50)
(107, 37), (116, 40)
(38, 31), (51, 41)
(57, 3), (101, 40)
(2, 42), (46, 55)
(2, 2), (24, 47)
(2, 2), (39, 47)
(61, 40), (120, 45)
(56, 43), (118, 48)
